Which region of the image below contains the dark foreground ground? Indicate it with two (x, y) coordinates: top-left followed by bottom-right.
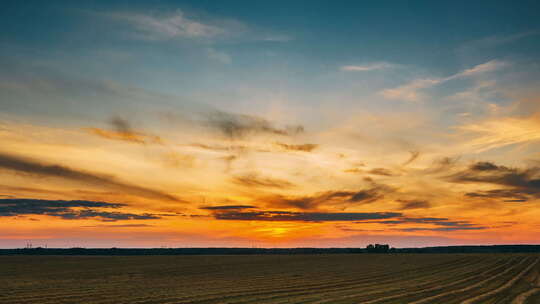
(1, 254), (539, 304)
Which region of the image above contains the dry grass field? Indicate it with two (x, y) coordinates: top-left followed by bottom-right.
(1, 254), (539, 304)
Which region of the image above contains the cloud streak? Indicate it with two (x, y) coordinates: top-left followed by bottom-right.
(456, 113), (540, 152)
(232, 174), (295, 189)
(86, 116), (163, 144)
(0, 198), (163, 221)
(403, 151), (421, 166)
(341, 62), (396, 72)
(448, 161), (540, 201)
(398, 200), (431, 210)
(398, 226), (486, 232)
(103, 8), (292, 43)
(353, 216), (486, 231)
(0, 152), (182, 202)
(264, 187), (388, 210)
(449, 162), (540, 191)
(204, 111), (304, 139)
(275, 142), (318, 152)
(380, 60), (508, 102)
(200, 205), (256, 210)
(210, 210), (402, 222)
(109, 10), (231, 40)
(465, 189), (530, 202)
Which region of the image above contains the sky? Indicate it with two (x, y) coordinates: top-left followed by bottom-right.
(1, 0), (540, 248)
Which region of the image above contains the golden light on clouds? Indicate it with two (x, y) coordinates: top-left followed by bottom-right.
(1, 3), (540, 248)
(1, 94), (540, 248)
(457, 113), (540, 152)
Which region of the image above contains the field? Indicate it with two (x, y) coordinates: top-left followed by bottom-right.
(1, 254), (539, 304)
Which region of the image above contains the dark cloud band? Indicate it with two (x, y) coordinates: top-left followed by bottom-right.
(232, 174), (295, 189)
(210, 210), (402, 222)
(449, 161), (540, 202)
(200, 205), (256, 210)
(204, 110), (304, 139)
(0, 198), (162, 221)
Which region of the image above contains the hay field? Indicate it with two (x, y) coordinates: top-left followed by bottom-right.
(1, 254), (539, 304)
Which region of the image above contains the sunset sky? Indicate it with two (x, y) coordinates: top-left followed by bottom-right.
(1, 0), (540, 248)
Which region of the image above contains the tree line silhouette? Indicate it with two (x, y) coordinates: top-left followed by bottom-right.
(0, 245), (539, 255)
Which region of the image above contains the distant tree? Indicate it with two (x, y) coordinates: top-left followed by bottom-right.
(366, 244), (390, 253)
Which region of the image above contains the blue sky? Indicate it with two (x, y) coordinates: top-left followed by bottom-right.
(3, 1), (539, 103)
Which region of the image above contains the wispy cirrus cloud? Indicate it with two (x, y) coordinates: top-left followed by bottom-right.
(108, 9), (235, 40)
(102, 8), (292, 43)
(457, 30), (540, 55)
(452, 60), (508, 78)
(380, 78), (442, 102)
(340, 62), (397, 72)
(380, 60), (508, 102)
(456, 112), (540, 152)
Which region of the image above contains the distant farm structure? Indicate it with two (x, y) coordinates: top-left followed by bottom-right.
(366, 244), (394, 253)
